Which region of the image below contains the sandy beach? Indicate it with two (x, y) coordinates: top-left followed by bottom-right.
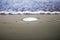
(0, 15), (60, 40)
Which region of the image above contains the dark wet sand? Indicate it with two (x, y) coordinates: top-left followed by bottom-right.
(0, 15), (60, 40)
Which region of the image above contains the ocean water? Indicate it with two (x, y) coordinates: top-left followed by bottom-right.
(0, 0), (60, 12)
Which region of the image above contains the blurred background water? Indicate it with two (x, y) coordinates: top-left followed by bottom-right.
(0, 0), (60, 12)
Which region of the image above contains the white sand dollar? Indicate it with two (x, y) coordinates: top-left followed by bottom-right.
(23, 17), (38, 21)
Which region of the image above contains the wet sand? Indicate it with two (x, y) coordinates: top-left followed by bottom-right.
(0, 15), (60, 40)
